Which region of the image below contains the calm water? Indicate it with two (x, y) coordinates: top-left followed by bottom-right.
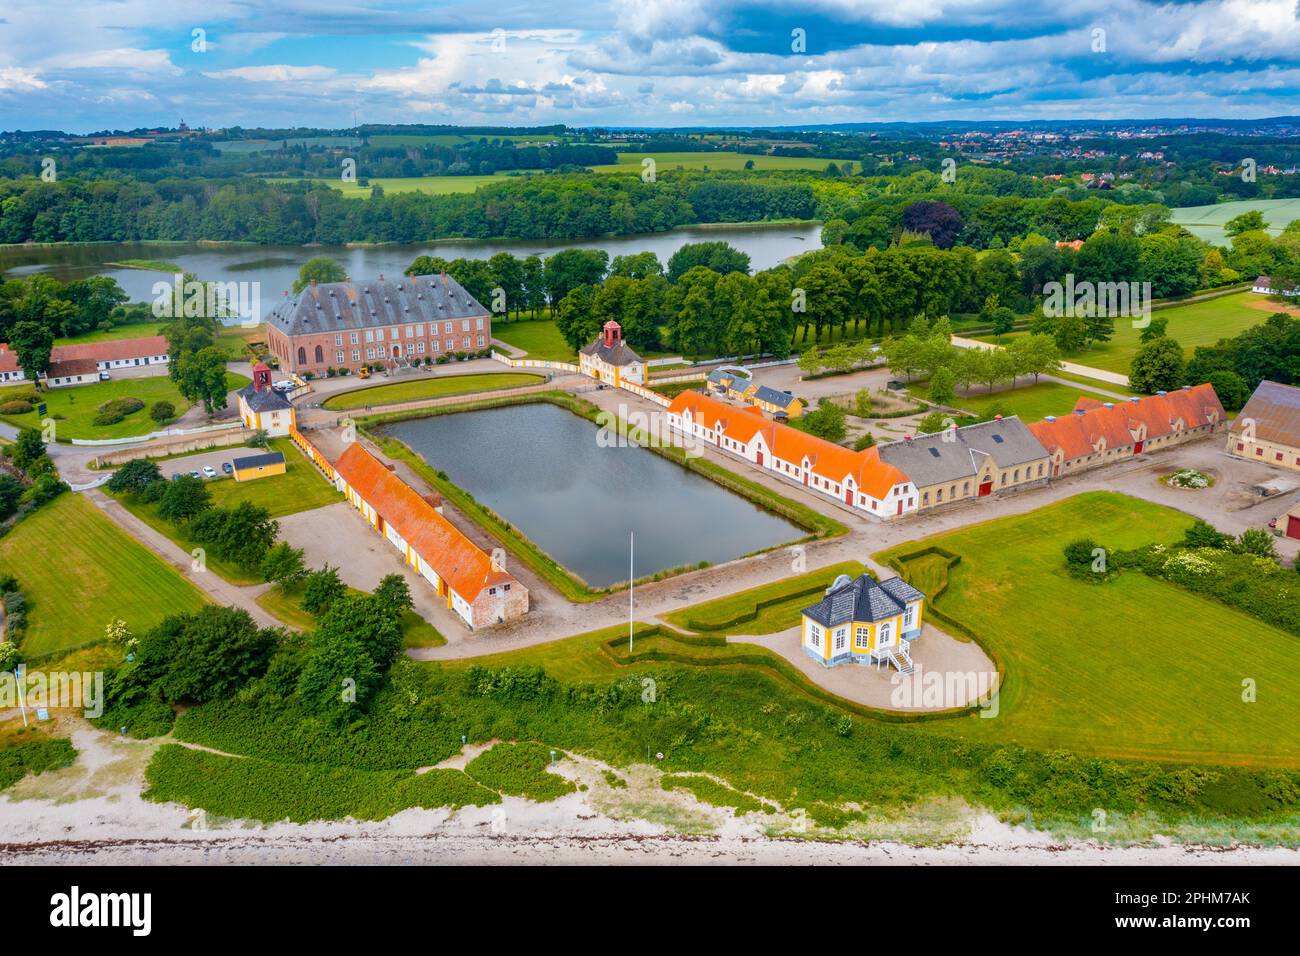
(379, 403), (802, 588)
(0, 222), (821, 307)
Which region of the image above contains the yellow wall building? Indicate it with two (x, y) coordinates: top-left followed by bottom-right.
(237, 362), (297, 438)
(800, 573), (925, 672)
(232, 451), (286, 482)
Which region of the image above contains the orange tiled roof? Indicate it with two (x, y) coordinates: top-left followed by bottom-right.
(669, 391), (909, 499)
(1028, 384), (1225, 460)
(332, 443), (513, 601)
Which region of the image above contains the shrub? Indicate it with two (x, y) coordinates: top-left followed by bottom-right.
(149, 400), (176, 423)
(301, 565), (346, 615)
(106, 458), (163, 494)
(0, 400), (33, 414)
(21, 474), (67, 508)
(464, 742), (576, 802)
(93, 397), (145, 426)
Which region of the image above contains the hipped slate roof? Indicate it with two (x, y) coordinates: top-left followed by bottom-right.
(802, 573), (925, 628)
(1030, 384), (1225, 460)
(1231, 380), (1300, 447)
(267, 273), (488, 337)
(877, 416), (1047, 488)
(753, 384), (797, 408)
(238, 382), (293, 413)
(332, 443), (516, 602)
(580, 337), (644, 367)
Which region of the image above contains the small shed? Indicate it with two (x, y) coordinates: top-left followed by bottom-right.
(1280, 502), (1300, 541)
(232, 450), (286, 483)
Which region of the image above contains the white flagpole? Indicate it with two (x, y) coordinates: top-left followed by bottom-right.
(629, 531), (634, 654)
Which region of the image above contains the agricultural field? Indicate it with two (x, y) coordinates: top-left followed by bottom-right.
(975, 290), (1275, 375)
(1170, 197), (1300, 245)
(877, 492), (1300, 766)
(367, 133), (561, 148)
(0, 372), (250, 440)
(321, 372), (545, 410)
(267, 174), (529, 197)
(0, 494), (208, 657)
(590, 151), (837, 174)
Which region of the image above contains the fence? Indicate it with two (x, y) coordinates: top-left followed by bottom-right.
(70, 420), (243, 447)
(491, 352), (580, 374)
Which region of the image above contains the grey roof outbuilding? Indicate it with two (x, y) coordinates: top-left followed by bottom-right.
(877, 416), (1048, 488)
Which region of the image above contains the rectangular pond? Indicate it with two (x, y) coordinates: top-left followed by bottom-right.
(378, 402), (804, 588)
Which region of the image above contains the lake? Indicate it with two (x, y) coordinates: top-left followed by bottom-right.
(0, 222), (822, 313)
(378, 403), (803, 588)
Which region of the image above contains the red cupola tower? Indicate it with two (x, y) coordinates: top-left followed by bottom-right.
(602, 320), (622, 349)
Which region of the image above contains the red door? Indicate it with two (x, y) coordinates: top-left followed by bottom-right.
(1134, 441), (1144, 454)
(978, 480), (993, 497)
(896, 500), (903, 515)
(756, 451), (763, 466)
(1287, 514), (1300, 541)
(845, 487), (853, 506)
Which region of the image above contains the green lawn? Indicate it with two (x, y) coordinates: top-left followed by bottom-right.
(910, 380), (1116, 421)
(492, 320), (579, 362)
(202, 439), (342, 518)
(0, 373), (250, 441)
(876, 492), (1300, 767)
(0, 494), (208, 656)
(267, 174), (528, 197)
(663, 561), (867, 635)
(255, 582), (445, 648)
(321, 372), (545, 410)
(975, 291), (1274, 375)
(53, 322), (166, 347)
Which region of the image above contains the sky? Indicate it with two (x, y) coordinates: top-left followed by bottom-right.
(1, 0), (1299, 132)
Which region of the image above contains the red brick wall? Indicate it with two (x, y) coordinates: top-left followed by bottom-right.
(269, 314), (493, 375)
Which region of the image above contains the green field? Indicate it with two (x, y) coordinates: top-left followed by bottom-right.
(910, 380), (1117, 421)
(52, 322), (166, 347)
(492, 320), (579, 362)
(0, 494), (208, 656)
(268, 174), (526, 197)
(976, 290), (1275, 375)
(367, 133), (558, 148)
(591, 151), (836, 174)
(0, 373), (250, 440)
(321, 372), (545, 410)
(877, 492), (1300, 766)
(200, 439), (343, 518)
(1170, 197), (1300, 245)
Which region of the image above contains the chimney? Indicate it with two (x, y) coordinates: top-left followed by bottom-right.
(994, 414), (1003, 421)
(1128, 396), (1139, 403)
(1074, 408), (1086, 416)
(1045, 415), (1056, 422)
(1103, 402), (1114, 409)
(1156, 390), (1166, 396)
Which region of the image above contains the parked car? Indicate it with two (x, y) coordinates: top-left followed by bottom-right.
(221, 462), (233, 475)
(202, 465), (217, 479)
(189, 470), (201, 479)
(98, 371), (111, 381)
(171, 472), (182, 482)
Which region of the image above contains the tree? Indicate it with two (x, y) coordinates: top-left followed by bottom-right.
(544, 249), (609, 312)
(1205, 369), (1249, 411)
(928, 365), (957, 406)
(901, 201), (963, 249)
(666, 242), (750, 283)
(1129, 337), (1186, 394)
(157, 475), (212, 524)
(1235, 528), (1277, 559)
(316, 593), (404, 671)
(9, 320), (54, 385)
(1183, 519), (1229, 550)
(1138, 316), (1168, 342)
(296, 630), (379, 722)
(190, 502), (278, 571)
(135, 606), (276, 704)
(1224, 210), (1267, 238)
(261, 541), (307, 588)
(990, 306), (1016, 339)
(293, 256), (348, 293)
(374, 573), (413, 612)
(11, 428), (46, 472)
(106, 459), (162, 495)
(554, 284), (601, 351)
(799, 262), (852, 344)
(301, 565), (346, 615)
(797, 401), (847, 442)
(175, 345), (230, 414)
(0, 474), (23, 520)
(917, 410), (950, 434)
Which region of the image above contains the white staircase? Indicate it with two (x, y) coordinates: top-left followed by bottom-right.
(888, 644), (914, 675)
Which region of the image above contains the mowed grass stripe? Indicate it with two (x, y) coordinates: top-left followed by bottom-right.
(878, 491), (1300, 766)
(321, 372), (545, 410)
(0, 493), (208, 655)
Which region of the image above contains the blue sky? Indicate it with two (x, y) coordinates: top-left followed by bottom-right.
(2, 0), (1299, 132)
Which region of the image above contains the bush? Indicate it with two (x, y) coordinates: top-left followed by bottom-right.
(149, 400), (176, 423)
(21, 474), (67, 508)
(852, 433), (876, 451)
(0, 400), (33, 414)
(93, 397), (145, 426)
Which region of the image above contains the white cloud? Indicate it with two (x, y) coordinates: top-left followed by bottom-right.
(204, 65), (337, 82)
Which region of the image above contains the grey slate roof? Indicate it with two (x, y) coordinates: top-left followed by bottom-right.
(877, 416), (1048, 488)
(266, 273), (489, 337)
(1232, 380), (1300, 447)
(753, 384), (796, 408)
(580, 337), (644, 367)
(801, 573), (924, 628)
(233, 451), (286, 470)
(238, 383), (293, 413)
